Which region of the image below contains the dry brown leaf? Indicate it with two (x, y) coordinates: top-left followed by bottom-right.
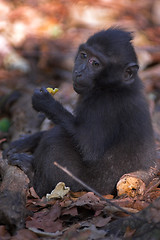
(93, 216), (111, 228)
(84, 224), (106, 240)
(0, 225), (11, 238)
(123, 226), (136, 238)
(74, 192), (106, 211)
(61, 207), (78, 217)
(26, 203), (62, 233)
(103, 194), (114, 199)
(62, 223), (90, 240)
(11, 229), (38, 240)
(28, 187), (40, 199)
(70, 191), (87, 199)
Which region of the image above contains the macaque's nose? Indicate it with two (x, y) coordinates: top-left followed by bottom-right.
(75, 70), (82, 78)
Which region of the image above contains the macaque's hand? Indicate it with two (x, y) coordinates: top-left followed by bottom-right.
(32, 87), (56, 113)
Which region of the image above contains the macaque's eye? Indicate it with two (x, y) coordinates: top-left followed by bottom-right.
(89, 58), (100, 68)
(92, 60), (100, 67)
(125, 68), (133, 78)
(80, 52), (87, 59)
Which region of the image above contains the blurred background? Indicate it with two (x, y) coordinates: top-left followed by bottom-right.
(0, 0), (160, 147)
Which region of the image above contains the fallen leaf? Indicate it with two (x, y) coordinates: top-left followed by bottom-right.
(103, 194), (114, 199)
(74, 192), (105, 211)
(46, 182), (70, 199)
(93, 216), (111, 227)
(61, 206), (78, 217)
(29, 227), (62, 238)
(28, 187), (40, 199)
(26, 203), (62, 233)
(70, 191), (87, 199)
(83, 224), (106, 240)
(0, 225), (10, 238)
(124, 226), (136, 238)
(62, 223), (90, 240)
(11, 229), (38, 240)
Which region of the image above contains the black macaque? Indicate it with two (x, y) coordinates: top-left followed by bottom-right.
(3, 28), (156, 197)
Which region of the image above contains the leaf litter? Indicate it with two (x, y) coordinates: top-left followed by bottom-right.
(1, 0), (160, 239)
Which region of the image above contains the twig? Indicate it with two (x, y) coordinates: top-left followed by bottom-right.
(54, 161), (140, 219)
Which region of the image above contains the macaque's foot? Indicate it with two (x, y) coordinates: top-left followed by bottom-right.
(8, 153), (34, 177)
(3, 144), (19, 159)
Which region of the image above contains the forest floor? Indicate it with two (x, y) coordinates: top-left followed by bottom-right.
(0, 0), (160, 239)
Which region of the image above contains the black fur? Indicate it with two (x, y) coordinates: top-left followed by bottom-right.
(3, 28), (156, 197)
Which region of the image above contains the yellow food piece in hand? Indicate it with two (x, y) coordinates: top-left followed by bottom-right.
(46, 87), (59, 96)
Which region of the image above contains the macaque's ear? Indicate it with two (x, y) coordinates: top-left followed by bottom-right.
(123, 63), (139, 84)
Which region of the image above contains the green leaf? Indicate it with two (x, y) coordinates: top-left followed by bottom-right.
(0, 118), (11, 132)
